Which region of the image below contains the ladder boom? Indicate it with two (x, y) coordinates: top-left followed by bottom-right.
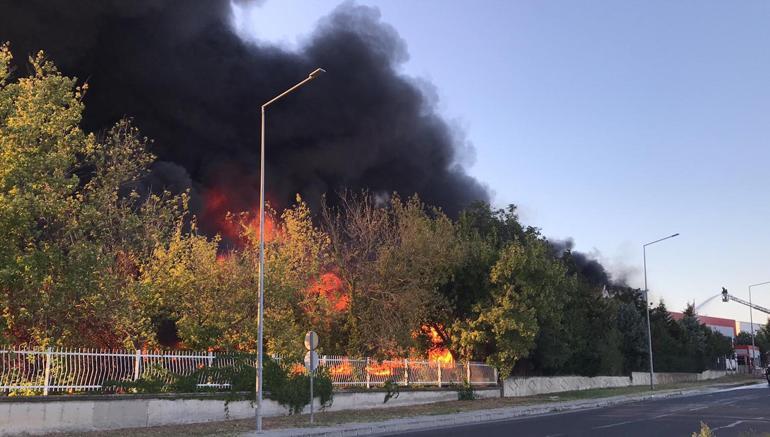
(722, 289), (770, 315)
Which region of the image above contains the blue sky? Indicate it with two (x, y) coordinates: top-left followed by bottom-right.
(234, 0), (770, 323)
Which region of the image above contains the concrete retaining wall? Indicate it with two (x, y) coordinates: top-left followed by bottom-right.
(0, 397), (278, 436)
(328, 387), (499, 411)
(699, 370), (730, 380)
(504, 370), (731, 398)
(630, 370), (729, 386)
(503, 376), (630, 397)
(0, 388), (500, 436)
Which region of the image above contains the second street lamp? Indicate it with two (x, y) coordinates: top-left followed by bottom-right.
(643, 232), (679, 390)
(747, 281), (770, 370)
(256, 68), (325, 433)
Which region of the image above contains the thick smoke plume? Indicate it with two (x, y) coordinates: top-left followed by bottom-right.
(549, 238), (621, 287)
(0, 0), (488, 234)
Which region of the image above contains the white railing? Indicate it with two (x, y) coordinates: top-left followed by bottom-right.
(0, 348), (253, 395)
(0, 347), (498, 395)
(321, 355), (497, 388)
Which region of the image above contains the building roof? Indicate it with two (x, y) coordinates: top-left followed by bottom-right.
(669, 311), (737, 336)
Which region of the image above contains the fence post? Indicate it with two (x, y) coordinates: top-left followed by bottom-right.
(133, 349), (141, 381)
(365, 357), (371, 389)
(465, 361), (471, 384)
(404, 358), (409, 386)
(207, 351), (214, 368)
(493, 366), (499, 385)
(437, 360), (442, 388)
(43, 347), (52, 396)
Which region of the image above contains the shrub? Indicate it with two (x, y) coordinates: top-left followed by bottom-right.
(457, 380), (476, 401)
(103, 355), (333, 414)
(383, 379), (400, 403)
(691, 422), (713, 437)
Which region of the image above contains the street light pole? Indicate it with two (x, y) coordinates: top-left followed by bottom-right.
(747, 281), (770, 371)
(643, 233), (679, 390)
(256, 68), (325, 433)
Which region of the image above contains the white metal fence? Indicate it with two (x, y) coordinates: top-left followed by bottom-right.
(0, 347), (497, 395)
(321, 355), (497, 388)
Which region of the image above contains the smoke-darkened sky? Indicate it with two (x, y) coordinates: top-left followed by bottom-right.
(5, 1), (770, 320)
(293, 0), (769, 322)
(0, 0), (489, 232)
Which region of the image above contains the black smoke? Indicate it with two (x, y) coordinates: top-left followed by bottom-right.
(549, 238), (617, 287)
(0, 0), (488, 233)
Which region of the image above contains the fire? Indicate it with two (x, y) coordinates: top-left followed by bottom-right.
(328, 358), (396, 378)
(365, 361), (394, 377)
(307, 272), (350, 312)
(202, 188), (276, 245)
(328, 358), (353, 376)
(422, 324), (454, 366)
(428, 348), (454, 365)
(289, 362), (306, 376)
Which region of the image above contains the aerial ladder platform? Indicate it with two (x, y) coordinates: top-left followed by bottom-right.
(721, 287), (768, 379)
(721, 287), (770, 315)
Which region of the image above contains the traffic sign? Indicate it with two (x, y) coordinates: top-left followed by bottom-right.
(304, 331), (319, 351)
(304, 350), (319, 371)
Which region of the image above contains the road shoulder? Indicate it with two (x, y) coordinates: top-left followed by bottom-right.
(251, 378), (764, 436)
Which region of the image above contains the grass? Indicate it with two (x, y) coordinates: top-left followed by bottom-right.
(46, 374), (761, 437)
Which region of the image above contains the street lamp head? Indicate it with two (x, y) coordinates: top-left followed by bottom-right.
(308, 68), (326, 79)
(671, 233), (680, 238)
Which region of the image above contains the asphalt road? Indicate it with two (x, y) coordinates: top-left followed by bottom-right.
(397, 383), (770, 437)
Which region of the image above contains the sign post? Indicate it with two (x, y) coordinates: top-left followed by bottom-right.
(304, 331), (319, 425)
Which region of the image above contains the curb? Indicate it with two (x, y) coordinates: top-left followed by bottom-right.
(248, 383), (763, 436)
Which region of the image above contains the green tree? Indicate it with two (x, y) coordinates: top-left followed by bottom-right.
(264, 197), (333, 359)
(616, 300), (648, 373)
(441, 203), (530, 322)
(453, 234), (568, 378)
(754, 319), (770, 365)
(648, 302), (682, 372)
(735, 331), (754, 346)
(678, 304), (708, 372)
(702, 326), (733, 369)
(559, 280), (623, 376)
(0, 46), (184, 348)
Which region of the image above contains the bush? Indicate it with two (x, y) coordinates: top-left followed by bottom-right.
(383, 379), (400, 403)
(457, 380), (476, 401)
(104, 355), (333, 414)
(691, 422), (713, 437)
(270, 367), (334, 414)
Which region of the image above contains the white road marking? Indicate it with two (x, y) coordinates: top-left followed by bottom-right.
(711, 420), (744, 431)
(715, 382), (767, 392)
(592, 420), (635, 429)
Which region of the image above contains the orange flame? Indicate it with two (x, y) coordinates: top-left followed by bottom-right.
(428, 348), (454, 365)
(328, 358), (353, 376)
(422, 324), (454, 366)
(307, 272), (350, 312)
(365, 362), (394, 377)
(203, 188), (276, 245)
(289, 363), (306, 376)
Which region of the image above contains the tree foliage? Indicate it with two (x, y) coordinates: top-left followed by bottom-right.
(0, 47), (736, 380)
(0, 46), (183, 348)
